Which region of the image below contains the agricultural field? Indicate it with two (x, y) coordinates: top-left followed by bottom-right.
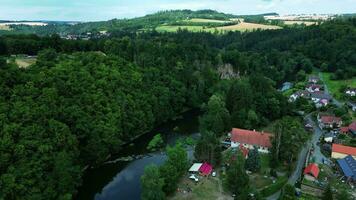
(283, 21), (317, 26)
(321, 72), (356, 100)
(0, 24), (11, 30)
(185, 18), (230, 23)
(156, 22), (281, 33)
(216, 22), (281, 31)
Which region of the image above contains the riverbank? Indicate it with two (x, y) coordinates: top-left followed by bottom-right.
(76, 109), (201, 200)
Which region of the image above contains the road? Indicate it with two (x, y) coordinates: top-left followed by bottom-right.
(266, 114), (326, 200)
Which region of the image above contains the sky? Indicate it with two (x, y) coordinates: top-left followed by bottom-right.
(0, 0), (356, 21)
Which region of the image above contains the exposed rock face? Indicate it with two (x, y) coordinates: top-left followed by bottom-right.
(218, 64), (239, 80)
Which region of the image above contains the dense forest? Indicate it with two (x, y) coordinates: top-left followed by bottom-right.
(0, 13), (356, 199)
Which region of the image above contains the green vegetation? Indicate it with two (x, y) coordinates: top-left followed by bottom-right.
(245, 148), (261, 172)
(225, 152), (250, 198)
(1, 12), (356, 200)
(260, 176), (288, 197)
(141, 165), (165, 200)
(321, 72), (356, 100)
(147, 134), (164, 152)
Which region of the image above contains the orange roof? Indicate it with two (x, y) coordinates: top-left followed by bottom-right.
(304, 163), (319, 178)
(332, 144), (356, 156)
(340, 127), (349, 133)
(321, 116), (341, 124)
(231, 128), (273, 147)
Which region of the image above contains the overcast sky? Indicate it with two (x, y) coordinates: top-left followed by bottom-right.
(1, 0), (356, 21)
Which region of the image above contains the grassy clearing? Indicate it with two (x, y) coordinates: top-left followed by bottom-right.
(15, 57), (37, 68)
(186, 18), (230, 23)
(170, 176), (232, 200)
(283, 21), (317, 26)
(321, 72), (356, 100)
(156, 25), (214, 33)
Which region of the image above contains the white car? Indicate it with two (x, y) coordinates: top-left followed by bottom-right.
(189, 174), (198, 182)
(212, 171), (216, 177)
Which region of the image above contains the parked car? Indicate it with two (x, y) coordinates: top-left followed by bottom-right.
(212, 171), (216, 177)
(189, 174), (198, 182)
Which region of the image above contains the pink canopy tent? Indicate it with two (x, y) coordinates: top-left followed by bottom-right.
(199, 162), (213, 176)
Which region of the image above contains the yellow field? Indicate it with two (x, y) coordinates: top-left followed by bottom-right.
(186, 18), (230, 23)
(216, 22), (282, 31)
(0, 25), (11, 30)
(157, 22), (282, 33)
(283, 21), (317, 26)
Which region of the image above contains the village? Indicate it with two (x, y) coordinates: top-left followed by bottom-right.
(171, 74), (355, 200)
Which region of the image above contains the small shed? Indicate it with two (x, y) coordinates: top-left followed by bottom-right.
(199, 162), (213, 176)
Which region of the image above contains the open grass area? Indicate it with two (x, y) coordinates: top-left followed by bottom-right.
(321, 72), (356, 100)
(156, 22), (282, 33)
(170, 176), (232, 200)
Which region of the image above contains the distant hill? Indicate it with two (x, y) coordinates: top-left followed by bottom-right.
(0, 10), (282, 36)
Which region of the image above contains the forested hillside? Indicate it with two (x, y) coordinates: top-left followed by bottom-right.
(0, 16), (355, 199)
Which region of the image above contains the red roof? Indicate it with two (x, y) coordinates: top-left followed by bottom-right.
(199, 162), (213, 175)
(340, 127), (349, 133)
(304, 163), (320, 178)
(332, 144), (356, 156)
(231, 128), (273, 148)
(349, 122), (356, 131)
(321, 116), (341, 124)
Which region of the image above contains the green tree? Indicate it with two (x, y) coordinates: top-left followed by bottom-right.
(147, 134), (164, 152)
(194, 131), (221, 166)
(322, 185), (333, 200)
(245, 147), (261, 173)
(280, 184), (296, 200)
(141, 165), (165, 200)
(226, 152), (249, 198)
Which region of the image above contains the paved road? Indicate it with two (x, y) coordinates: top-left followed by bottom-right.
(318, 72), (343, 108)
(266, 114), (326, 200)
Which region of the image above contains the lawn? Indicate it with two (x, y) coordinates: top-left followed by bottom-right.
(321, 72), (356, 100)
(156, 25), (214, 33)
(170, 176), (232, 200)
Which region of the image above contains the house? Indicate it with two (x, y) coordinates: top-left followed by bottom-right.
(308, 76), (320, 84)
(340, 126), (349, 134)
(289, 90), (310, 102)
(310, 92), (331, 103)
(281, 82), (293, 92)
(239, 144), (249, 159)
(345, 88), (356, 97)
(188, 162), (213, 176)
(306, 84), (322, 93)
(230, 128), (273, 153)
(304, 163), (320, 181)
(315, 99), (329, 108)
(336, 155), (356, 182)
(331, 144), (356, 159)
(323, 132), (334, 143)
(349, 122), (356, 137)
(317, 113), (342, 129)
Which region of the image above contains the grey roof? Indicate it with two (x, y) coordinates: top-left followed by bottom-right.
(311, 92), (331, 100)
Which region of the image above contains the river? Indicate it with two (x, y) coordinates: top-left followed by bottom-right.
(76, 109), (201, 200)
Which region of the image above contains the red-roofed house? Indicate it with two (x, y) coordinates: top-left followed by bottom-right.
(304, 163), (320, 181)
(340, 127), (349, 134)
(231, 128), (273, 153)
(239, 144), (249, 159)
(199, 162), (213, 176)
(306, 84), (322, 93)
(349, 122), (356, 137)
(331, 144), (356, 159)
(317, 113), (342, 129)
